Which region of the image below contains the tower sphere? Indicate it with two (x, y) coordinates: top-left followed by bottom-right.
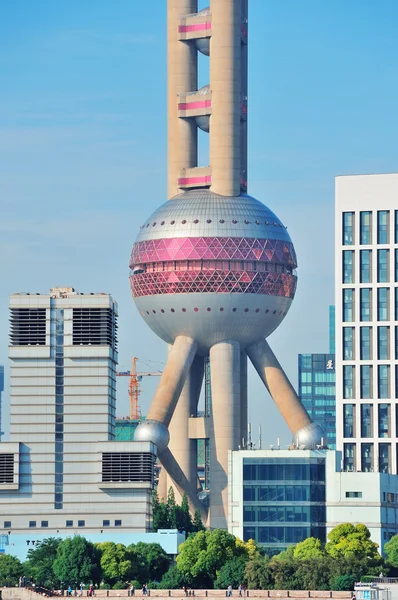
(130, 190), (297, 354)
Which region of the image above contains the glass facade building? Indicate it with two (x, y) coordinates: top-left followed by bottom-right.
(336, 175), (398, 474)
(241, 455), (326, 555)
(0, 366), (3, 439)
(298, 307), (336, 449)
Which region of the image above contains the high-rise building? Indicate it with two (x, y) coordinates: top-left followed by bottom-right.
(131, 0), (325, 530)
(336, 174), (398, 474)
(298, 307), (336, 448)
(0, 287), (155, 539)
(0, 366), (4, 440)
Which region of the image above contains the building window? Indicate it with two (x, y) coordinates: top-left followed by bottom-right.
(343, 212), (354, 245)
(29, 521), (36, 528)
(360, 365), (372, 399)
(361, 404), (373, 438)
(378, 326), (390, 360)
(360, 288), (371, 322)
(378, 249), (389, 283)
(4, 521), (11, 528)
(361, 443), (373, 472)
(378, 365), (390, 399)
(115, 520), (122, 527)
(378, 288), (389, 321)
(360, 327), (372, 360)
(344, 404), (355, 438)
(66, 520), (73, 527)
(343, 365), (354, 399)
(360, 250), (372, 283)
(343, 289), (354, 322)
(343, 327), (354, 360)
(395, 249), (398, 283)
(344, 443), (356, 471)
(378, 404), (390, 437)
(395, 210), (398, 244)
(377, 210), (389, 244)
(103, 520), (110, 527)
(379, 443), (390, 473)
(343, 250), (354, 283)
(345, 491), (362, 498)
(360, 211), (372, 244)
(78, 520), (85, 527)
(387, 493), (394, 503)
(41, 521), (48, 528)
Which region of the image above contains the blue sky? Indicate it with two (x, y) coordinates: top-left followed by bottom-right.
(1, 0), (398, 444)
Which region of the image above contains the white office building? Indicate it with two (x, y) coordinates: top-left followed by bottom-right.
(335, 174), (398, 474)
(229, 448), (398, 556)
(0, 287), (155, 546)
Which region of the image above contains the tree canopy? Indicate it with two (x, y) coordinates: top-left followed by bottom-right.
(0, 553), (23, 586)
(24, 537), (62, 588)
(53, 536), (100, 586)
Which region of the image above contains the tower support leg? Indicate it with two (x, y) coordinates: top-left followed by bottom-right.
(240, 351), (248, 447)
(208, 340), (241, 529)
(246, 339), (325, 446)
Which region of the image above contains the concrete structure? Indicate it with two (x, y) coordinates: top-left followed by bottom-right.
(0, 287), (155, 541)
(336, 174), (398, 474)
(298, 307), (336, 449)
(0, 365), (4, 440)
(229, 448), (398, 556)
(130, 0), (326, 529)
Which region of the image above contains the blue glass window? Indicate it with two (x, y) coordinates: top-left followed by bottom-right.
(360, 288), (371, 322)
(343, 289), (354, 322)
(360, 211), (372, 244)
(343, 365), (354, 399)
(395, 249), (398, 283)
(378, 404), (390, 437)
(360, 327), (371, 360)
(361, 404), (373, 438)
(377, 211), (389, 244)
(360, 250), (371, 283)
(378, 365), (389, 399)
(378, 288), (389, 321)
(344, 404), (355, 437)
(378, 326), (389, 360)
(378, 249), (389, 283)
(360, 365), (371, 399)
(361, 443), (373, 472)
(343, 212), (354, 245)
(344, 443), (356, 471)
(379, 443), (390, 473)
(343, 327), (354, 360)
(343, 250), (354, 283)
(395, 210), (398, 244)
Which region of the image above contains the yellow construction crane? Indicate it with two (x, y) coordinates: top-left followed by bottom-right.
(116, 357), (162, 420)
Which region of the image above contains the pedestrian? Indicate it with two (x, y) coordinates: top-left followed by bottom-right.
(227, 585), (232, 598)
(238, 585), (242, 598)
(80, 584), (83, 597)
(129, 585), (135, 597)
(89, 584), (94, 597)
(67, 586), (73, 597)
(183, 587), (188, 598)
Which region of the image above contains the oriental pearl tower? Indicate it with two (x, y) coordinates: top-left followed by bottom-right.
(132, 0), (326, 529)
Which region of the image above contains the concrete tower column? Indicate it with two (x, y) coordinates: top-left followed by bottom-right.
(240, 0), (248, 190)
(209, 0), (241, 196)
(167, 354), (204, 502)
(246, 339), (311, 435)
(168, 0), (198, 199)
(240, 351), (248, 447)
(208, 340), (241, 529)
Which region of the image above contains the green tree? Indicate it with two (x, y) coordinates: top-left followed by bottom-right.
(157, 566), (191, 589)
(167, 487), (177, 529)
(384, 535), (398, 568)
(97, 542), (135, 586)
(245, 554), (272, 590)
(177, 529), (246, 588)
(293, 557), (337, 591)
(53, 536), (100, 586)
(293, 537), (325, 560)
(24, 537), (62, 588)
(130, 542), (170, 582)
(331, 574), (356, 591)
(192, 509), (205, 532)
(176, 493), (193, 534)
(215, 556), (248, 589)
(0, 554), (23, 586)
(270, 556), (302, 590)
(152, 491), (170, 531)
(326, 523), (381, 561)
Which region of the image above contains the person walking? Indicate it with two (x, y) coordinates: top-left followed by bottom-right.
(227, 585), (232, 598)
(238, 585), (242, 598)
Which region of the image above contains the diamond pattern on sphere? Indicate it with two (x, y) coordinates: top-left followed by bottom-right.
(130, 270), (296, 299)
(130, 237), (297, 268)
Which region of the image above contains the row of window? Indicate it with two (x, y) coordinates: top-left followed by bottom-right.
(243, 484), (326, 502)
(243, 505), (326, 523)
(343, 288), (398, 322)
(343, 364), (398, 399)
(343, 210), (397, 246)
(300, 372), (335, 383)
(243, 525), (325, 545)
(343, 249), (395, 283)
(3, 519), (123, 529)
(342, 325), (398, 360)
(343, 403), (394, 438)
(243, 463), (325, 482)
(343, 442), (392, 472)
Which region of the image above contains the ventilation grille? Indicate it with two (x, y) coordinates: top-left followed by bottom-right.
(0, 454), (14, 484)
(73, 308), (118, 349)
(10, 309), (46, 346)
(102, 452), (154, 483)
